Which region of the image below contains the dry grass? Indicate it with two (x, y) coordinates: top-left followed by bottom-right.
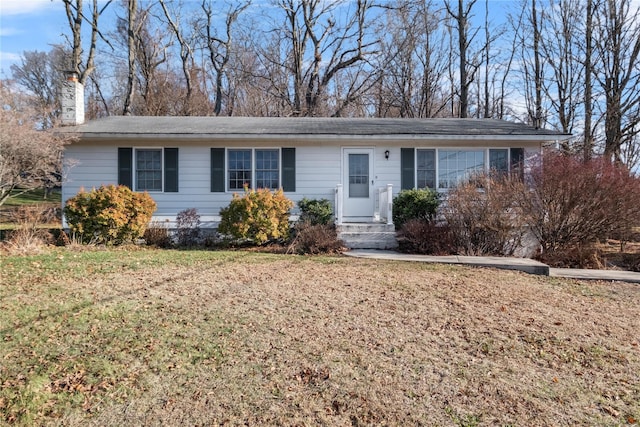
(1, 248), (639, 426)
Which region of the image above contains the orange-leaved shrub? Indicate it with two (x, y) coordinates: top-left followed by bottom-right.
(218, 188), (293, 244)
(64, 184), (156, 244)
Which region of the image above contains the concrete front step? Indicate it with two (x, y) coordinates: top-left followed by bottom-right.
(337, 223), (398, 250)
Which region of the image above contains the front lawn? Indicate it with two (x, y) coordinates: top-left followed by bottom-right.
(1, 248), (638, 425)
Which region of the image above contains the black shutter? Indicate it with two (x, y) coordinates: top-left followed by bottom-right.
(281, 148), (296, 192)
(118, 147), (133, 188)
(164, 148), (179, 192)
(401, 148), (415, 190)
(211, 148), (225, 192)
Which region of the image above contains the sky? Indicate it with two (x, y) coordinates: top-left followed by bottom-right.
(0, 0), (68, 76)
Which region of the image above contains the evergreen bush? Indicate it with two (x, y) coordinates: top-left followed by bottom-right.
(297, 198), (333, 225)
(63, 185), (156, 244)
(218, 188), (293, 244)
(392, 188), (439, 229)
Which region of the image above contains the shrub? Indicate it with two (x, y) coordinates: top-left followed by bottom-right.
(392, 188), (439, 229)
(536, 244), (605, 269)
(516, 153), (640, 257)
(63, 184), (156, 245)
(0, 205), (54, 255)
(298, 198), (334, 225)
(218, 188), (293, 245)
(144, 222), (172, 248)
(288, 222), (343, 254)
(176, 208), (201, 247)
(396, 219), (455, 255)
(444, 174), (528, 256)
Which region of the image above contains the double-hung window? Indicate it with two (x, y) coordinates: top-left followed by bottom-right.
(228, 149), (252, 190)
(118, 147), (179, 192)
(135, 149), (163, 191)
(227, 148), (280, 191)
(256, 149), (279, 189)
(416, 149), (436, 189)
(489, 149), (509, 175)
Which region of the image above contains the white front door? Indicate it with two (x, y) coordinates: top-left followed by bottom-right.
(342, 148), (374, 221)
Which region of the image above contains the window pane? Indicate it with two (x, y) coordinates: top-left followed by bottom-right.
(349, 153), (369, 198)
(255, 149), (279, 189)
(135, 149), (162, 191)
(438, 150), (484, 189)
(228, 149), (252, 190)
(489, 149), (508, 175)
(417, 149), (436, 188)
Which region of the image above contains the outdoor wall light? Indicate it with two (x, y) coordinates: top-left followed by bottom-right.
(385, 150), (390, 160)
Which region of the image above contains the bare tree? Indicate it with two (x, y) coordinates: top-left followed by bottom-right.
(475, 0), (509, 119)
(444, 0), (480, 118)
(593, 0), (640, 164)
(62, 0), (113, 85)
(158, 0), (212, 115)
(201, 0), (251, 116)
(539, 0), (584, 147)
(0, 83), (70, 206)
(530, 0), (543, 128)
(261, 0), (379, 117)
(122, 0), (138, 116)
(583, 0), (594, 160)
(510, 0), (546, 127)
(374, 0), (450, 118)
(9, 47), (69, 128)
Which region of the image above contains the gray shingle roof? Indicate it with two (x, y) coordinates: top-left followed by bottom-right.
(65, 116), (568, 139)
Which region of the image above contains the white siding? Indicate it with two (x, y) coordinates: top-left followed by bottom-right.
(62, 145), (117, 203)
(62, 142), (543, 225)
(64, 144), (346, 222)
(294, 146), (341, 210)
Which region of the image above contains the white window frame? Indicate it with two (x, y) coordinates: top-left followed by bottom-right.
(226, 148), (281, 192)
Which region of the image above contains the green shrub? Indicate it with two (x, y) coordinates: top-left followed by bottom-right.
(392, 188), (440, 229)
(63, 184), (156, 244)
(297, 198), (333, 225)
(218, 188), (293, 245)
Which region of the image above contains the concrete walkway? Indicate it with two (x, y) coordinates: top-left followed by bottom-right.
(345, 249), (640, 284)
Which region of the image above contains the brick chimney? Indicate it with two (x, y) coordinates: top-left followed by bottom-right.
(61, 71), (85, 126)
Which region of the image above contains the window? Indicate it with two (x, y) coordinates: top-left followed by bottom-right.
(416, 149), (436, 189)
(438, 150), (484, 189)
(256, 149), (279, 189)
(348, 153), (369, 198)
(227, 148), (280, 190)
(136, 149), (162, 191)
(228, 149), (252, 190)
(212, 148), (295, 193)
(402, 147), (525, 190)
(118, 147), (179, 193)
(489, 149), (508, 175)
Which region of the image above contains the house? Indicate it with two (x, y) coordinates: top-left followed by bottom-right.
(60, 75), (570, 249)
